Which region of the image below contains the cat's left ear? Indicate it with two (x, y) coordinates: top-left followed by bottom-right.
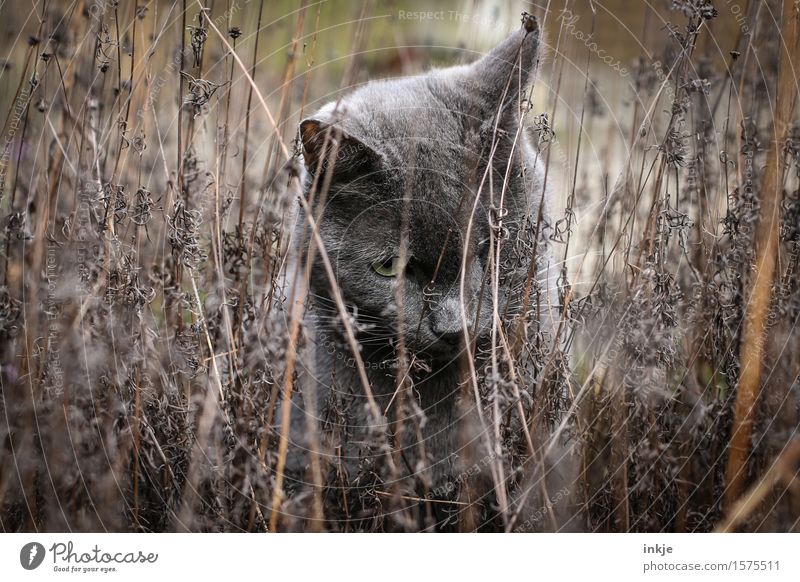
(299, 119), (381, 179)
(462, 12), (540, 115)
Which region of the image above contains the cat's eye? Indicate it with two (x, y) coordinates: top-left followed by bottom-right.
(371, 256), (401, 277)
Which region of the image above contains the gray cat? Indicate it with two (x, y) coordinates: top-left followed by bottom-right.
(281, 13), (558, 530)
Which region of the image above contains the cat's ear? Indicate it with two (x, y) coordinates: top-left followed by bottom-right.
(299, 119), (380, 179)
(463, 12), (540, 114)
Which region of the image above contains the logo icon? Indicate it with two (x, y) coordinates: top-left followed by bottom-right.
(20, 542), (46, 570)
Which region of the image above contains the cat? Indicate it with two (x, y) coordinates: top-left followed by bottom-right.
(279, 13), (559, 530)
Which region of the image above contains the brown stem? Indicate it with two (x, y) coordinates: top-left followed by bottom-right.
(724, 0), (800, 509)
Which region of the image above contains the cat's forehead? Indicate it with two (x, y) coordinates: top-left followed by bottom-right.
(317, 75), (478, 162)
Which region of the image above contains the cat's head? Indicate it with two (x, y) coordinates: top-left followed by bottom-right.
(297, 15), (542, 363)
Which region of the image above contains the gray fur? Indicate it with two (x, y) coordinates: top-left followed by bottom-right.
(281, 15), (557, 521)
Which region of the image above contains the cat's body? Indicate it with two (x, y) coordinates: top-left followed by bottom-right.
(280, 15), (558, 529)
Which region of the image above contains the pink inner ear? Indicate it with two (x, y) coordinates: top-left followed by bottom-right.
(299, 120), (380, 177)
(299, 120), (351, 170)
(300, 119), (324, 167)
(300, 119), (322, 146)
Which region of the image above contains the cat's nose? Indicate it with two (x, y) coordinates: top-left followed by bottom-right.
(430, 315), (471, 346)
(430, 296), (474, 343)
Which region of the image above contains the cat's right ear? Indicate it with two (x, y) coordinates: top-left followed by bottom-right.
(299, 119), (380, 179)
(462, 12), (541, 115)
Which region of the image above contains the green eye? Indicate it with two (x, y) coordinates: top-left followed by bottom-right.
(372, 256), (401, 277)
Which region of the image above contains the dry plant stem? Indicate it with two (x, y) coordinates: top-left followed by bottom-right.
(210, 41), (241, 407)
(199, 2), (288, 158)
(109, 2), (137, 186)
(292, 6), (326, 529)
(529, 2), (594, 429)
(258, 2), (307, 189)
(458, 23), (545, 526)
(241, 4), (308, 344)
(203, 11), (334, 531)
(461, 126), (505, 524)
(258, 135), (330, 519)
(0, 46), (36, 285)
(724, 0), (800, 509)
(267, 265), (307, 532)
(265, 149), (327, 532)
(173, 272), (231, 530)
(176, 0), (187, 196)
(268, 185), (384, 530)
(391, 179), (423, 523)
(734, 1), (763, 192)
(202, 2), (377, 393)
(561, 26), (694, 323)
(236, 0), (265, 237)
(253, 4), (307, 321)
(295, 195), (381, 416)
(132, 366), (142, 528)
(718, 439), (800, 532)
(248, 62), (386, 531)
(171, 0), (188, 336)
